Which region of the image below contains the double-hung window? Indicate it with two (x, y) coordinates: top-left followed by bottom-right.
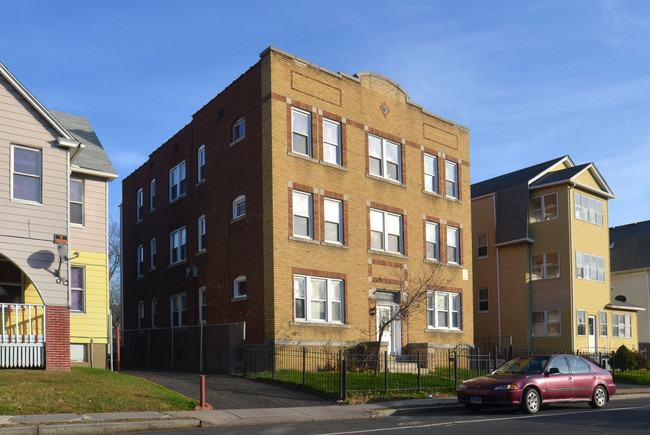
(136, 188), (144, 222)
(612, 314), (632, 338)
(198, 215), (206, 252)
(324, 198), (343, 244)
(447, 226), (460, 264)
(292, 108), (311, 156)
(150, 238), (156, 269)
(532, 310), (561, 336)
(150, 179), (156, 210)
(70, 179), (84, 225)
(477, 233), (488, 258)
(70, 266), (85, 312)
(323, 119), (341, 165)
(232, 117), (245, 143)
(197, 145), (206, 183)
(11, 145), (42, 203)
(530, 192), (558, 222)
(445, 160), (458, 199)
(599, 312), (608, 336)
(170, 293), (187, 327)
(427, 291), (460, 329)
(294, 274), (344, 323)
(368, 135), (401, 182)
(169, 161), (186, 202)
(531, 252), (559, 280)
(292, 191), (313, 239)
(370, 209), (403, 254)
(425, 222), (439, 261)
(234, 276), (247, 299)
(576, 252), (605, 282)
(574, 192), (603, 225)
(577, 309), (586, 336)
(137, 244), (144, 277)
(424, 153), (438, 193)
(478, 288), (489, 313)
(199, 288), (207, 323)
(233, 195), (246, 219)
(170, 227), (187, 265)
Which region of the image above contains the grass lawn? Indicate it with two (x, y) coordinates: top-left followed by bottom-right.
(0, 367), (198, 415)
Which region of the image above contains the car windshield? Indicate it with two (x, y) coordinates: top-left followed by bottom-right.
(493, 356), (549, 375)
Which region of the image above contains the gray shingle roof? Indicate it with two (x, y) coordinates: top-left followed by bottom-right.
(49, 111), (117, 177)
(529, 164), (590, 188)
(610, 220), (650, 272)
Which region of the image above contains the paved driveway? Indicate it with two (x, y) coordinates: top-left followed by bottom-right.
(121, 369), (336, 409)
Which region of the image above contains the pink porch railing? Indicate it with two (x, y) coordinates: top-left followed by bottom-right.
(0, 303), (46, 368)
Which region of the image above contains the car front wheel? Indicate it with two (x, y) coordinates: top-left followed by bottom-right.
(589, 385), (607, 409)
(521, 388), (541, 414)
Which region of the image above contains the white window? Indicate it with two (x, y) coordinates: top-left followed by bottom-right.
(477, 233), (488, 258)
(427, 291), (460, 329)
(294, 275), (344, 323)
(233, 195), (246, 219)
(137, 244), (144, 277)
(136, 188), (144, 221)
(323, 119), (341, 165)
(151, 298), (157, 328)
(532, 310), (561, 336)
(324, 198), (343, 244)
(370, 209), (403, 254)
(612, 313), (632, 338)
(368, 134), (401, 182)
(530, 192), (558, 223)
(170, 227), (187, 265)
(197, 145), (206, 183)
(169, 161), (186, 202)
(424, 153), (438, 193)
(292, 191), (313, 239)
(150, 179), (156, 210)
(425, 222), (439, 261)
(11, 145), (42, 203)
(445, 160), (458, 199)
(577, 309), (586, 336)
(599, 312), (608, 337)
(574, 192), (603, 225)
(70, 179), (84, 225)
(70, 266), (85, 312)
(531, 252), (560, 280)
(232, 117), (245, 143)
(199, 288), (207, 323)
(447, 226), (460, 264)
(234, 275), (247, 299)
(576, 252), (605, 282)
(198, 215), (206, 252)
(478, 288), (489, 313)
(291, 108), (311, 156)
(170, 293), (187, 327)
(137, 301), (144, 330)
(150, 238), (156, 269)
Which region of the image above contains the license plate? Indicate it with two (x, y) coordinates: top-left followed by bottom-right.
(471, 396), (482, 405)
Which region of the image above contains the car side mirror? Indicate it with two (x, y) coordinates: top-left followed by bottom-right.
(546, 367), (560, 375)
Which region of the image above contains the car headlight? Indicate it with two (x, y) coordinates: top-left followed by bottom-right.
(494, 384), (519, 391)
(457, 384), (468, 390)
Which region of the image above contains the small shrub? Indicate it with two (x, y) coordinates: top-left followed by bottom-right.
(612, 345), (637, 371)
(633, 351), (650, 370)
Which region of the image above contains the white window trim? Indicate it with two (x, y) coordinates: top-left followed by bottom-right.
(170, 292), (187, 327)
(370, 208), (403, 254)
(232, 116), (246, 145)
(293, 274), (344, 323)
(197, 145), (206, 183)
(576, 252), (605, 282)
(292, 190), (314, 239)
(531, 310), (562, 337)
(427, 290), (461, 330)
(150, 179), (156, 211)
(599, 311), (608, 337)
(70, 265), (86, 313)
(322, 118), (341, 166)
(424, 153), (438, 194)
(445, 160), (458, 199)
(291, 107), (312, 157)
(169, 161), (186, 202)
(233, 195), (246, 220)
(169, 227), (187, 265)
(577, 309), (587, 336)
(530, 192), (559, 223)
(70, 178), (84, 226)
(234, 275), (247, 299)
(531, 252), (560, 280)
(136, 188), (144, 222)
(447, 226), (460, 265)
(612, 313), (632, 338)
(150, 238), (156, 270)
(10, 144), (42, 205)
(368, 134), (402, 182)
(324, 198), (343, 244)
(478, 287), (489, 313)
(137, 244), (144, 277)
(574, 192), (604, 226)
(425, 221), (439, 261)
(198, 215), (206, 253)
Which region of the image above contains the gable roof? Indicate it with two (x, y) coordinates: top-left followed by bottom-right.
(610, 220), (650, 272)
(530, 163), (614, 198)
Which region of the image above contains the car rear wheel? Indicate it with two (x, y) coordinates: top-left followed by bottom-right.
(589, 385), (607, 409)
(521, 388), (541, 414)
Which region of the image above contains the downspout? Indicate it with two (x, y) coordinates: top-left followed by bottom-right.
(646, 268), (650, 344)
(493, 194), (502, 347)
(569, 187), (575, 351)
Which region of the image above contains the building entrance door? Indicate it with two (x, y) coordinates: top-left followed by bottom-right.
(377, 304), (401, 356)
(588, 316), (596, 352)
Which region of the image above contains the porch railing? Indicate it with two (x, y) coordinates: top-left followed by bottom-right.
(0, 303), (46, 368)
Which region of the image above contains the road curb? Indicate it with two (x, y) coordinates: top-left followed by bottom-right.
(0, 418), (201, 434)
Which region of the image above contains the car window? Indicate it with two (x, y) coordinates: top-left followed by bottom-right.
(567, 356), (592, 374)
(494, 356), (549, 375)
(547, 356), (570, 374)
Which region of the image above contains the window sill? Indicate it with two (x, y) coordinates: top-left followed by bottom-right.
(231, 296), (247, 302)
(168, 194), (186, 206)
(196, 179), (206, 187)
(319, 160), (347, 171)
(289, 235), (319, 245)
(197, 250), (206, 256)
(446, 262), (463, 269)
(168, 260), (187, 269)
(149, 267), (157, 272)
(149, 208), (156, 213)
(231, 215), (246, 223)
(135, 219), (142, 226)
(367, 249), (408, 260)
(422, 189), (442, 198)
(365, 173), (406, 188)
(70, 223), (84, 229)
(290, 321), (350, 328)
(70, 311), (87, 316)
(425, 328), (464, 334)
(230, 136), (245, 147)
(288, 151), (317, 162)
(423, 258), (440, 264)
(321, 241), (349, 249)
(444, 196), (463, 204)
(10, 198), (42, 207)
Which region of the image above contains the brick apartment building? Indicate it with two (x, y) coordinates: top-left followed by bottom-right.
(121, 47), (473, 369)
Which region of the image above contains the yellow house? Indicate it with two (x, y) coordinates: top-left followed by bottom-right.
(471, 156), (641, 354)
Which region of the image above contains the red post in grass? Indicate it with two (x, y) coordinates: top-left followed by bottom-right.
(195, 375), (213, 410)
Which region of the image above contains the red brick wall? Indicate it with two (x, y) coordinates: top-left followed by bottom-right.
(45, 306), (70, 371)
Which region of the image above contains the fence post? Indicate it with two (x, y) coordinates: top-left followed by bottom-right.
(302, 347), (306, 386)
(339, 350), (347, 401)
(417, 352), (421, 391)
(272, 344), (276, 379)
(453, 350), (458, 389)
(242, 342), (247, 377)
(384, 351), (389, 395)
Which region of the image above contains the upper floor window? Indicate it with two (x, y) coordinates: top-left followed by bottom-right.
(169, 161), (186, 202)
(12, 145), (42, 203)
(233, 195), (246, 219)
(447, 226), (460, 264)
(532, 309), (561, 336)
(234, 275), (247, 299)
(445, 160), (458, 199)
(530, 192), (558, 223)
(197, 145), (206, 183)
(170, 227), (187, 265)
(292, 191), (313, 239)
(137, 244), (144, 277)
(368, 135), (401, 182)
(198, 215), (206, 252)
(612, 313), (632, 338)
(428, 291), (460, 330)
(294, 274), (344, 323)
(151, 298), (157, 328)
(424, 153), (438, 194)
(70, 179), (84, 225)
(576, 252), (605, 282)
(425, 221), (439, 261)
(574, 192), (603, 225)
(531, 252), (559, 280)
(150, 238), (157, 269)
(370, 209), (403, 254)
(291, 108), (311, 156)
(478, 287), (489, 313)
(149, 179), (156, 210)
(232, 117), (245, 143)
(70, 266), (85, 313)
(136, 188), (144, 222)
(170, 293), (187, 327)
(477, 233), (488, 258)
(199, 287), (207, 323)
(324, 198), (343, 244)
(323, 119), (341, 165)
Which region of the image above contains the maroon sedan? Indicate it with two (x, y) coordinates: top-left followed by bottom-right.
(457, 355), (616, 414)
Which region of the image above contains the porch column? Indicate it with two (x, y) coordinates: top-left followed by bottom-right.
(45, 306), (71, 371)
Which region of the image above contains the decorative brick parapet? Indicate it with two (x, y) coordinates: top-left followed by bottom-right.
(45, 306), (70, 371)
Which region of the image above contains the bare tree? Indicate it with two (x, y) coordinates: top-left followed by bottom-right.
(108, 216), (121, 328)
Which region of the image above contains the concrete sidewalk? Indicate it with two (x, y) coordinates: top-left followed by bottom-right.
(1, 386), (649, 434)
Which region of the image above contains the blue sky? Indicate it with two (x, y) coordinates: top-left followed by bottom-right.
(1, 0), (649, 227)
